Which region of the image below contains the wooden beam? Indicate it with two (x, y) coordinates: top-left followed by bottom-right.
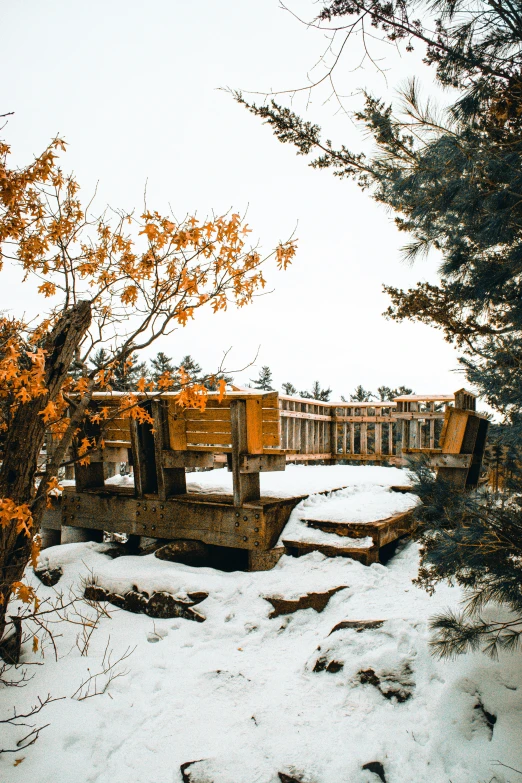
(230, 399), (261, 505)
(162, 450), (215, 469)
(153, 401), (186, 500)
(239, 453), (286, 473)
(129, 407), (158, 497)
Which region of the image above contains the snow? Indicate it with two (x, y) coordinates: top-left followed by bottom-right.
(278, 483), (419, 549)
(2, 466), (522, 783)
(186, 463), (412, 498)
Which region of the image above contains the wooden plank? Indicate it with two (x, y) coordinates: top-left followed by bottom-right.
(282, 539), (379, 566)
(168, 403), (188, 450)
(441, 409), (470, 454)
(392, 412), (446, 420)
(333, 415), (395, 424)
(153, 400), (186, 499)
(129, 410), (158, 497)
(429, 453), (472, 468)
(246, 397), (264, 455)
(280, 410), (332, 422)
(393, 394), (454, 402)
(240, 453), (286, 473)
(230, 399), (260, 505)
(185, 422), (232, 435)
(162, 450), (215, 469)
(360, 422), (368, 455)
(186, 408), (231, 421)
(375, 423), (382, 455)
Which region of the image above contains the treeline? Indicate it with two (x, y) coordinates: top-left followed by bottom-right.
(249, 366), (413, 402)
(83, 350), (232, 391)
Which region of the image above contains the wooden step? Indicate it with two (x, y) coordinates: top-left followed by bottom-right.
(299, 510), (415, 548)
(282, 538), (379, 565)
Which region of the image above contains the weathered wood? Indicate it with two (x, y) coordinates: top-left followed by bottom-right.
(248, 547), (285, 571)
(162, 450), (215, 469)
(302, 509), (415, 548)
(75, 459), (105, 492)
(129, 407), (157, 497)
(230, 399), (260, 506)
(429, 453), (473, 468)
(51, 488), (300, 550)
(167, 403), (188, 450)
(153, 401), (186, 500)
(238, 453), (286, 473)
(282, 539), (379, 565)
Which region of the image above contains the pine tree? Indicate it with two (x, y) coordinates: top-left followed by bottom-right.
(176, 354), (202, 381)
(234, 1), (522, 655)
(91, 351), (148, 391)
(282, 382), (298, 396)
(350, 385), (375, 402)
(150, 351), (175, 382)
(300, 381), (332, 401)
(377, 385), (414, 401)
(250, 366), (274, 391)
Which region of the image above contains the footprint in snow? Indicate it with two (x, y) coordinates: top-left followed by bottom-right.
(147, 627), (169, 643)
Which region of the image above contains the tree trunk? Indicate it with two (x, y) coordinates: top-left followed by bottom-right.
(0, 301), (91, 640)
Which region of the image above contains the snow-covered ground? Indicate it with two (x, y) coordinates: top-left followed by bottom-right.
(2, 467), (522, 783)
(101, 463), (412, 499)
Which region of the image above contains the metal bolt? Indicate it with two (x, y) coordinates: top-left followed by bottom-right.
(254, 527), (259, 532)
(137, 502), (141, 507)
(243, 536), (248, 542)
(255, 542), (259, 547)
(243, 516), (248, 521)
(152, 507), (156, 512)
(160, 505), (164, 510)
(160, 514), (164, 519)
(235, 512), (240, 518)
(137, 511), (140, 516)
(151, 525), (156, 531)
(143, 505), (147, 510)
(255, 514), (260, 519)
(235, 522), (239, 528)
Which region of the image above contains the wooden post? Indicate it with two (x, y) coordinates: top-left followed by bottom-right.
(329, 405), (337, 463)
(230, 399), (260, 506)
(375, 420), (382, 456)
(360, 422), (368, 455)
(129, 404), (158, 497)
(153, 400), (186, 500)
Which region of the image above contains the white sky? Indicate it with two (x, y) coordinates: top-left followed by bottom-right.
(1, 0), (464, 400)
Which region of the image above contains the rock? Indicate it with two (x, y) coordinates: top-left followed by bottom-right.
(155, 539), (210, 566)
(34, 565), (63, 587)
(138, 537), (169, 555)
(329, 620), (384, 635)
(180, 760), (213, 782)
(357, 665), (414, 703)
(279, 774), (307, 783)
(362, 761), (386, 782)
(123, 589), (149, 614)
(265, 586), (348, 618)
(84, 584), (110, 602)
(84, 585), (206, 622)
(358, 668), (381, 688)
(187, 591), (209, 605)
(146, 592), (206, 622)
(313, 656), (344, 673)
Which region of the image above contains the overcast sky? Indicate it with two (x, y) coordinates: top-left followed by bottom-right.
(1, 0), (464, 400)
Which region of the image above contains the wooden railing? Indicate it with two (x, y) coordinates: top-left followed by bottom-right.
(278, 393), (454, 463)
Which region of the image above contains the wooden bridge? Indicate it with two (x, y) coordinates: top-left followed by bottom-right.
(42, 387), (487, 569)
